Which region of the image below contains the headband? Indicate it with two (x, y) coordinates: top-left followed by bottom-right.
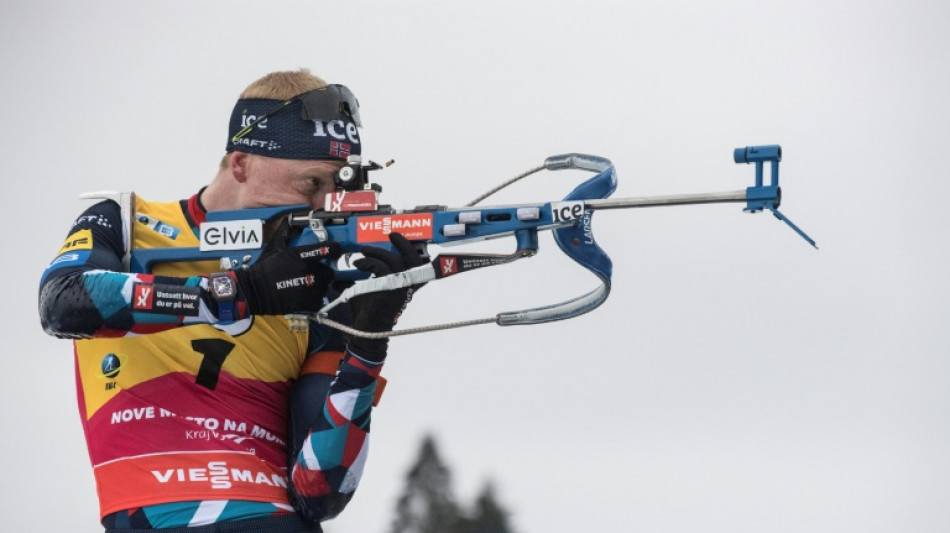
(226, 90), (362, 161)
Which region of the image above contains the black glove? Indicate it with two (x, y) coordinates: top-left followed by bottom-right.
(347, 232), (427, 361)
(234, 221), (341, 316)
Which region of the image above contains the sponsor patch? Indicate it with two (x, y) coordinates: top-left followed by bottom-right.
(132, 283), (155, 310)
(56, 228), (94, 255)
(434, 253), (523, 279)
(356, 214), (434, 243)
(551, 201), (586, 223)
(439, 257), (459, 276)
(298, 246), (334, 259)
(72, 213), (113, 229)
(48, 251), (87, 268)
(275, 274), (315, 291)
(94, 452), (290, 511)
(200, 220), (263, 251)
(325, 190), (378, 212)
(40, 251), (91, 284)
(132, 283), (201, 316)
(137, 213), (182, 239)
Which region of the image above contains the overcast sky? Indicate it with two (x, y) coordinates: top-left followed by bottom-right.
(3, 1), (949, 532)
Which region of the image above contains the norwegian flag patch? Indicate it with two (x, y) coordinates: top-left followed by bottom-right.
(330, 141), (351, 158)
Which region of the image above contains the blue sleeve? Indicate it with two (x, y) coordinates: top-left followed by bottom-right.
(39, 201), (220, 338)
(39, 200), (126, 337)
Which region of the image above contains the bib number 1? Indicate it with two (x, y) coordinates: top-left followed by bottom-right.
(190, 339), (235, 390)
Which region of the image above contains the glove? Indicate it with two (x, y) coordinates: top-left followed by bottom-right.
(233, 221), (341, 316)
(347, 232), (427, 361)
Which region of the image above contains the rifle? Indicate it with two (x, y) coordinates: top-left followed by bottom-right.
(108, 144), (816, 337)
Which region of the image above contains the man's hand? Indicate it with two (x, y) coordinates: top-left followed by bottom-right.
(233, 221), (341, 316)
(347, 232), (427, 361)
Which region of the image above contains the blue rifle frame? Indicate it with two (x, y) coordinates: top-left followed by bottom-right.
(127, 145), (815, 330)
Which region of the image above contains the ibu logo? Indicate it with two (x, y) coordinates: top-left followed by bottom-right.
(101, 353), (122, 379)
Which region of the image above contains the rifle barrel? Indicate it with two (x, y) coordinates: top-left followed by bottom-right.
(585, 190), (747, 210)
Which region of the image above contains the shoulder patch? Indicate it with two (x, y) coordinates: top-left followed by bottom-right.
(136, 213), (182, 240)
(57, 228), (94, 255)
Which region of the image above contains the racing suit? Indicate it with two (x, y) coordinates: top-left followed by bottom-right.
(39, 192), (382, 531)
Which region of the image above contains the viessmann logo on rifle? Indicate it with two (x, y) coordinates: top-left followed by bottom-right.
(200, 220), (264, 251)
(356, 213), (434, 243)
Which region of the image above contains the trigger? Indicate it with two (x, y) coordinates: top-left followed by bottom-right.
(338, 252), (365, 270)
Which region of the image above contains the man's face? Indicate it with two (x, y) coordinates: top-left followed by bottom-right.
(242, 155), (344, 210)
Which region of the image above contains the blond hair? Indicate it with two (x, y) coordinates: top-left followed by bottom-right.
(240, 69), (328, 100)
(220, 69), (330, 169)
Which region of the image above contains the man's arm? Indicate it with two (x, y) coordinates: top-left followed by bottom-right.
(286, 233), (426, 522)
(38, 200), (220, 338)
(287, 348), (382, 522)
(39, 200), (340, 339)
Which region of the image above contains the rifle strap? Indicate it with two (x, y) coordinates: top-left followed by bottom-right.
(79, 190), (137, 272)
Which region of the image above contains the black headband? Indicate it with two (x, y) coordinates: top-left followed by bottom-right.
(226, 85), (362, 160)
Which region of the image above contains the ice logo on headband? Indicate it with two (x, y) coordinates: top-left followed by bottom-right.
(312, 118), (360, 145)
(239, 113), (270, 130)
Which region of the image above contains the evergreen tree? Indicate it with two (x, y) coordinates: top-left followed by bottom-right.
(389, 435), (465, 533)
(457, 482), (515, 533)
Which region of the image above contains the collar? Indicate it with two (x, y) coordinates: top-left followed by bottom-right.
(181, 187), (208, 235)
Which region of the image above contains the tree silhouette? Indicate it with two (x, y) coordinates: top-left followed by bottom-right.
(389, 435), (516, 533)
(389, 435), (464, 533)
(456, 482), (515, 533)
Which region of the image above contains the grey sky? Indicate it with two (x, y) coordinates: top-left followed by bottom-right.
(3, 1), (949, 532)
